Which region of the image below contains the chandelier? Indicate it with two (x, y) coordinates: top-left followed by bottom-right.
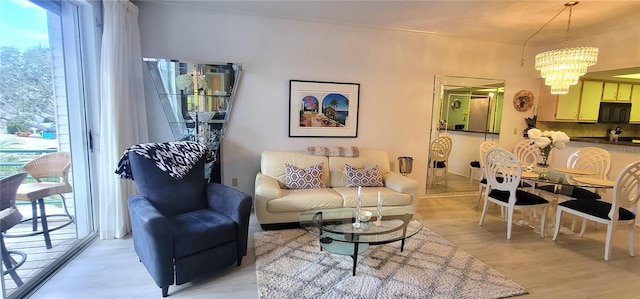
(523, 2), (599, 95)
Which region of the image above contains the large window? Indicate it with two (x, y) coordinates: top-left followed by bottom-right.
(0, 1), (98, 298)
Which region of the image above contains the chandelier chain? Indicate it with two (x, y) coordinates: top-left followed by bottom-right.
(565, 5), (573, 48)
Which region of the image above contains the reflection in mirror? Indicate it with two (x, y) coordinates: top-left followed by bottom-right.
(427, 75), (505, 195)
(143, 58), (242, 182)
(144, 58), (241, 145)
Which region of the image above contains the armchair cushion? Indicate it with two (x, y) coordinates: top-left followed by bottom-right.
(170, 210), (236, 258)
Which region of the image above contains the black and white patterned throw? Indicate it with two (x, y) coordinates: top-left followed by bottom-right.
(115, 141), (215, 180)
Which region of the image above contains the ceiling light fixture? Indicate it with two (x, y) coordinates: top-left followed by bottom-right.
(521, 2), (598, 95)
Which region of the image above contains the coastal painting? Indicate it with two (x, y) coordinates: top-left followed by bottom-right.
(289, 80), (360, 137)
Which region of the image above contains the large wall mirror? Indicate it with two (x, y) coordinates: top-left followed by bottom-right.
(427, 75), (505, 194)
(143, 58), (242, 182)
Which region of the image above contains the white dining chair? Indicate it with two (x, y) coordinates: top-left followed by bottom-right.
(479, 148), (549, 239)
(553, 160), (638, 261)
(538, 147), (611, 233)
(512, 139), (543, 169)
(428, 135), (452, 189)
(475, 141), (502, 208)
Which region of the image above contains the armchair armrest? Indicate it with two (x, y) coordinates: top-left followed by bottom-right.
(206, 183), (252, 258)
(127, 195), (174, 288)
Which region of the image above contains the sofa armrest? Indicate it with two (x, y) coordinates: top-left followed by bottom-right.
(254, 172), (283, 224)
(255, 172), (282, 199)
(383, 172), (417, 193)
(206, 183), (252, 258)
(127, 195), (174, 288)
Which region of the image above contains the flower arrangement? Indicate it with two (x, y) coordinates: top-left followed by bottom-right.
(175, 74), (207, 91)
(526, 128), (570, 166)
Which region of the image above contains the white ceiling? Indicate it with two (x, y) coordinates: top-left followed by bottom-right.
(138, 0), (640, 81)
(140, 0), (640, 45)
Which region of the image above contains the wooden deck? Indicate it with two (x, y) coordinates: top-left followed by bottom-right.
(3, 211), (78, 297)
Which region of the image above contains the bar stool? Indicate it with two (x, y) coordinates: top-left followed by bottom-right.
(1, 172), (29, 286)
(7, 152), (74, 249)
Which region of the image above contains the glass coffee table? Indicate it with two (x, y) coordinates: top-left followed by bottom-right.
(299, 207), (423, 276)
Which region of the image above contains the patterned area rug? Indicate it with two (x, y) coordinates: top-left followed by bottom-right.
(255, 228), (527, 299)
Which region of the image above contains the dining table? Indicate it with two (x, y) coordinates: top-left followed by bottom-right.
(518, 165), (615, 235)
(521, 165), (614, 194)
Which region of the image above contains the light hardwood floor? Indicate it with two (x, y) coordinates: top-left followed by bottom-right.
(28, 195), (640, 299)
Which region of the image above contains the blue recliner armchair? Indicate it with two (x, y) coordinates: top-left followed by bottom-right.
(126, 152), (252, 297)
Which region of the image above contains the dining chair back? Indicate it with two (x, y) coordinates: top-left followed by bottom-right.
(513, 139), (543, 167)
(428, 136), (453, 189)
(439, 132), (452, 140)
(475, 141), (501, 207)
(484, 148), (521, 193)
(567, 147), (611, 179)
(553, 160), (639, 261)
(479, 148), (549, 239)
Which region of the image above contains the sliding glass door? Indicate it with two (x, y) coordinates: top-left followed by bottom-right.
(0, 1), (98, 298)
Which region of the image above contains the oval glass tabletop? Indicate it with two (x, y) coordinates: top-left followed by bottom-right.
(299, 207), (423, 245)
(530, 169), (613, 189)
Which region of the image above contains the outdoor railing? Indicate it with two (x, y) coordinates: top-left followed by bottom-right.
(0, 148), (58, 175)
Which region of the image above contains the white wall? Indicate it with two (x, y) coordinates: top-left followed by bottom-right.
(136, 3), (639, 197)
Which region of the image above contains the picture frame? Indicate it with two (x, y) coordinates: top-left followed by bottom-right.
(289, 80), (360, 137)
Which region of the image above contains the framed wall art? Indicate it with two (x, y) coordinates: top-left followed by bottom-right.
(289, 80), (360, 137)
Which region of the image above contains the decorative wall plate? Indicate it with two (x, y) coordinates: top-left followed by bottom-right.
(513, 90), (534, 112)
(451, 99), (462, 110)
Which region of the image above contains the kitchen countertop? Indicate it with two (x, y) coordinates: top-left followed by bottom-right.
(571, 137), (640, 147)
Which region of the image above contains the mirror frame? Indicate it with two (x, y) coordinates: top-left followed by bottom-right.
(427, 75), (505, 193)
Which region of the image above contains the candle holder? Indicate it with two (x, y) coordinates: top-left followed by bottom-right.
(353, 188), (363, 228)
(374, 193), (383, 226)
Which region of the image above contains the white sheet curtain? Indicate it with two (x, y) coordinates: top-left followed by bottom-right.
(98, 0), (148, 239)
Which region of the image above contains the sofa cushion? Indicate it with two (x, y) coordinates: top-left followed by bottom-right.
(329, 150), (391, 187)
(261, 151), (330, 188)
(267, 188), (343, 212)
(333, 187), (412, 207)
(284, 162), (325, 189)
(345, 164), (384, 187)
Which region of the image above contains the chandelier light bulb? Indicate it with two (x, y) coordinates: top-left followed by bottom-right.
(535, 47), (599, 94)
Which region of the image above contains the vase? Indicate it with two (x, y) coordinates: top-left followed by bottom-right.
(537, 163), (550, 179)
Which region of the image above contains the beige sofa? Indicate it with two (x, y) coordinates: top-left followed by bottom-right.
(254, 149), (418, 229)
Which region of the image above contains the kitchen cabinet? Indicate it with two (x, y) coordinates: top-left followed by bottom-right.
(538, 80), (601, 122)
(579, 81), (603, 121)
(602, 82), (632, 102)
(555, 83), (583, 120)
(631, 84), (640, 124)
(536, 81), (557, 121)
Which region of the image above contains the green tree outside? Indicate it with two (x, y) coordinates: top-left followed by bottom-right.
(0, 45), (54, 133)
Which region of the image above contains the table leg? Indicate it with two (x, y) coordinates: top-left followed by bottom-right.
(38, 199), (52, 249)
(31, 201), (38, 231)
(352, 242), (359, 276)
